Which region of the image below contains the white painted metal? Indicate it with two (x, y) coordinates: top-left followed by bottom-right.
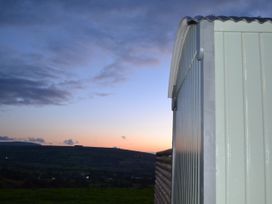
(215, 22), (272, 204)
(170, 18), (272, 204)
(214, 20), (272, 32)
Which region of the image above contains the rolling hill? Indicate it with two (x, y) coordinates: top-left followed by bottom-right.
(0, 144), (155, 188)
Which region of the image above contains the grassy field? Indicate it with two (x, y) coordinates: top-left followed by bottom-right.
(0, 187), (154, 204)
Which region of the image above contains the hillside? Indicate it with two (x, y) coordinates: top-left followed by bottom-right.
(0, 145), (155, 188)
(0, 141), (41, 146)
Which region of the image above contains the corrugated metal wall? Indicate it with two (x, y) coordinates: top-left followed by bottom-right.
(172, 25), (202, 204)
(154, 149), (172, 204)
(215, 22), (272, 204)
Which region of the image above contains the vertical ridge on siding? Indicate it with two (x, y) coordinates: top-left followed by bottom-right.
(257, 33), (267, 204)
(260, 33), (272, 204)
(240, 33), (248, 204)
(192, 55), (196, 204)
(222, 32), (227, 204)
(224, 32), (246, 204)
(197, 59), (201, 204)
(214, 31), (226, 204)
(242, 32), (266, 204)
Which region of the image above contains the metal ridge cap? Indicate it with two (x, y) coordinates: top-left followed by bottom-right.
(182, 15), (272, 24)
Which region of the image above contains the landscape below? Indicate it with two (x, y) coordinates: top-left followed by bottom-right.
(0, 142), (155, 203)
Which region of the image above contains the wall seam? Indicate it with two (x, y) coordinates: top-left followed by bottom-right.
(258, 32), (267, 204)
(222, 32), (228, 204)
(241, 32), (248, 204)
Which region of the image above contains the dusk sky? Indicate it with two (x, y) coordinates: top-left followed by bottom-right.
(0, 0), (271, 152)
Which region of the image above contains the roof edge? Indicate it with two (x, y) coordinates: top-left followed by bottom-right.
(168, 18), (200, 98)
(168, 19), (189, 98)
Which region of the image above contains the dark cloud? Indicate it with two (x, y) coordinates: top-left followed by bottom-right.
(63, 139), (78, 145)
(28, 137), (45, 144)
(93, 62), (127, 85)
(0, 136), (45, 144)
(0, 59), (61, 82)
(0, 47), (82, 106)
(0, 136), (14, 141)
(94, 92), (111, 97)
(0, 77), (69, 105)
(92, 49), (162, 85)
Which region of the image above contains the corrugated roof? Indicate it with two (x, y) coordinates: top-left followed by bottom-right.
(184, 15), (272, 24)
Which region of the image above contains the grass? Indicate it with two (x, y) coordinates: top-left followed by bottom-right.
(0, 187), (154, 204)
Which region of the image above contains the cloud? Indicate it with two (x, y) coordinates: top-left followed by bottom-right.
(0, 1), (54, 26)
(63, 139), (78, 146)
(0, 77), (70, 105)
(0, 48), (60, 80)
(92, 50), (162, 85)
(0, 136), (45, 144)
(94, 92), (111, 97)
(0, 47), (82, 106)
(0, 136), (14, 141)
(93, 62), (127, 85)
(28, 137), (45, 144)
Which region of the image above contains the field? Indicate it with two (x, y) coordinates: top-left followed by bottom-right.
(0, 144), (155, 203)
(0, 187), (154, 204)
(0, 144), (155, 188)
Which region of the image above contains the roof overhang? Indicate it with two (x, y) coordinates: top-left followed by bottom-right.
(168, 18), (191, 98)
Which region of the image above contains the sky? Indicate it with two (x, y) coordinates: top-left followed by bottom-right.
(0, 0), (271, 152)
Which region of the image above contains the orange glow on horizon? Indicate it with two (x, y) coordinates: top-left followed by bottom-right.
(78, 137), (171, 153)
(1, 123), (172, 153)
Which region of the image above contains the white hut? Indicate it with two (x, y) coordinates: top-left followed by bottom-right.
(168, 16), (272, 204)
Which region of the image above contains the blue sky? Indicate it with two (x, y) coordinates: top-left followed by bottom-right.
(0, 0), (271, 152)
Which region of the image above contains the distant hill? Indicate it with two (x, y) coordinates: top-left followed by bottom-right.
(0, 145), (155, 188)
(0, 141), (41, 146)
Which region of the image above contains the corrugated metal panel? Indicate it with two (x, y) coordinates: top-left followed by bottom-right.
(215, 28), (272, 204)
(154, 149), (172, 204)
(172, 25), (202, 204)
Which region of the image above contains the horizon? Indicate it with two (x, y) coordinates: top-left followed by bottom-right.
(0, 139), (159, 154)
(1, 0), (271, 152)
